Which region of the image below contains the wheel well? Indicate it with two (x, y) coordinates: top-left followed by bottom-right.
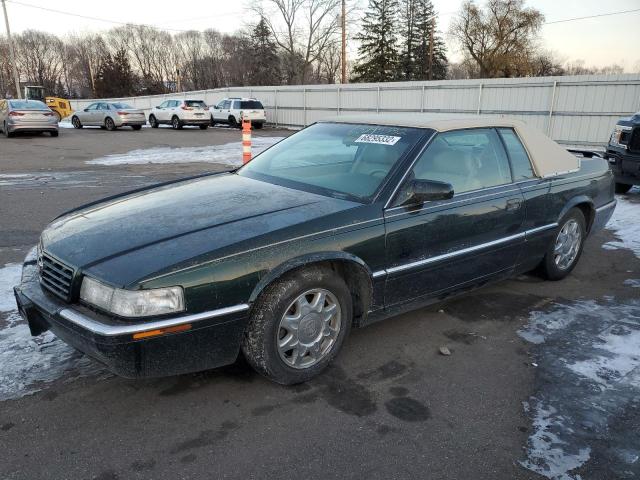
(574, 202), (595, 233)
(258, 260), (373, 327)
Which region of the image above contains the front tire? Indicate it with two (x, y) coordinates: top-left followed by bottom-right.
(131, 125), (142, 131)
(254, 123), (264, 130)
(105, 117), (116, 131)
(71, 116), (83, 129)
(228, 116), (238, 128)
(149, 115), (159, 128)
(615, 183), (633, 194)
(172, 116), (183, 130)
(199, 124), (208, 130)
(540, 208), (586, 280)
(50, 130), (59, 137)
(241, 266), (352, 385)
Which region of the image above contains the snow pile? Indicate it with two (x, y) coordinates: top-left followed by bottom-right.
(603, 197), (640, 258)
(518, 299), (640, 479)
(0, 263), (104, 401)
(87, 136), (284, 166)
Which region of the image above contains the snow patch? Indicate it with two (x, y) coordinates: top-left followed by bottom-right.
(624, 279), (640, 288)
(0, 263), (105, 401)
(86, 136), (284, 166)
(518, 299), (640, 479)
(604, 197), (640, 258)
(520, 401), (591, 480)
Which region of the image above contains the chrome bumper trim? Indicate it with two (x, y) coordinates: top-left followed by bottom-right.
(58, 303), (250, 337)
(595, 200), (617, 213)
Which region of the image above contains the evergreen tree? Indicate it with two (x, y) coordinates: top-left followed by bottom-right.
(94, 48), (137, 97)
(399, 0), (420, 80)
(248, 17), (281, 86)
(413, 0), (448, 80)
(352, 0), (401, 82)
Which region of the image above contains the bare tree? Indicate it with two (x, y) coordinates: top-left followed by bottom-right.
(448, 0), (544, 78)
(253, 0), (341, 84)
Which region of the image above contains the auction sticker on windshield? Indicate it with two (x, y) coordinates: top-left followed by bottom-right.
(354, 134), (401, 146)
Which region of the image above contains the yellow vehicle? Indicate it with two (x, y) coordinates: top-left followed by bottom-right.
(23, 86), (72, 122)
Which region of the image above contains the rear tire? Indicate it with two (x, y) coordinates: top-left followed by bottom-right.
(539, 208), (586, 281)
(241, 266), (352, 385)
(50, 130), (59, 137)
(149, 115), (159, 128)
(172, 116), (183, 130)
(105, 117), (116, 131)
(199, 124), (208, 130)
(131, 125), (142, 131)
(254, 123), (264, 129)
(615, 183), (633, 194)
(71, 116), (83, 129)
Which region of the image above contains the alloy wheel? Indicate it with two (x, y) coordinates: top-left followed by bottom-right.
(276, 288), (341, 369)
(554, 219), (582, 270)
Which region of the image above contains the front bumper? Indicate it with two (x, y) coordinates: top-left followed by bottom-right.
(606, 147), (640, 185)
(14, 257), (250, 378)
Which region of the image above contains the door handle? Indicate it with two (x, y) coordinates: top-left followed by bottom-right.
(506, 198), (522, 211)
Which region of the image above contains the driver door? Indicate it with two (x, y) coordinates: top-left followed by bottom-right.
(383, 128), (525, 307)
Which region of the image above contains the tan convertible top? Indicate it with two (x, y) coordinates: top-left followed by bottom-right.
(322, 114), (580, 178)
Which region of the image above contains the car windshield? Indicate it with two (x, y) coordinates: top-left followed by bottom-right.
(185, 100), (207, 108)
(111, 103), (133, 109)
(240, 100), (263, 109)
(239, 122), (426, 202)
(9, 100), (48, 110)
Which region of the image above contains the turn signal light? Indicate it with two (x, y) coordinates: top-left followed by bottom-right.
(132, 323), (192, 340)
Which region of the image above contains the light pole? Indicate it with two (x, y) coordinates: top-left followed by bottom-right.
(341, 0), (346, 84)
(1, 0), (21, 98)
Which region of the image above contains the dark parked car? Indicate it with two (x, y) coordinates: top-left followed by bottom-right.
(605, 112), (640, 193)
(14, 115), (616, 384)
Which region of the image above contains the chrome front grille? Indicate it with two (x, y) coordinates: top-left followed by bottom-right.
(39, 252), (74, 301)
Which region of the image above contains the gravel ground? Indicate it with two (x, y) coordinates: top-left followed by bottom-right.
(0, 126), (639, 480)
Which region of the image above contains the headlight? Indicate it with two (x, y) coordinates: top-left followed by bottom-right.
(80, 277), (185, 318)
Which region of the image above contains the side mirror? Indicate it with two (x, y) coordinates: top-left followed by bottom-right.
(155, 105), (161, 109)
(83, 108), (89, 112)
(405, 179), (454, 204)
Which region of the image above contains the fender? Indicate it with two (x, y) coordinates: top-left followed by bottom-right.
(248, 251), (374, 305)
(556, 194), (595, 232)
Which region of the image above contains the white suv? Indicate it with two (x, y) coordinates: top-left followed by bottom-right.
(149, 99), (210, 129)
(210, 98), (266, 129)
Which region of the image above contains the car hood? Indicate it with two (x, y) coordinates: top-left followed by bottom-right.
(41, 173), (359, 286)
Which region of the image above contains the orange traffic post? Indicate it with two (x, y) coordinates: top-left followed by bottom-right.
(242, 119), (252, 164)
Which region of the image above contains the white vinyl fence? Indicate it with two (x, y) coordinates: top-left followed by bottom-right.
(70, 74), (640, 147)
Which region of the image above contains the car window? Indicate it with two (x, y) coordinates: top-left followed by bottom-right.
(498, 128), (535, 180)
(240, 122), (426, 201)
(240, 100), (263, 109)
(158, 101), (167, 108)
(97, 103), (109, 110)
(8, 100), (48, 110)
(404, 128), (512, 198)
(232, 100), (240, 109)
(185, 100), (206, 108)
(223, 100), (231, 109)
(111, 103), (133, 109)
(85, 103), (98, 110)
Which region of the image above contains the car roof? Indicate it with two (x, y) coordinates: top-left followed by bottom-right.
(320, 113), (580, 178)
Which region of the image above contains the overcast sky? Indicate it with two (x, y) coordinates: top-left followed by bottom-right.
(3, 0), (640, 72)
